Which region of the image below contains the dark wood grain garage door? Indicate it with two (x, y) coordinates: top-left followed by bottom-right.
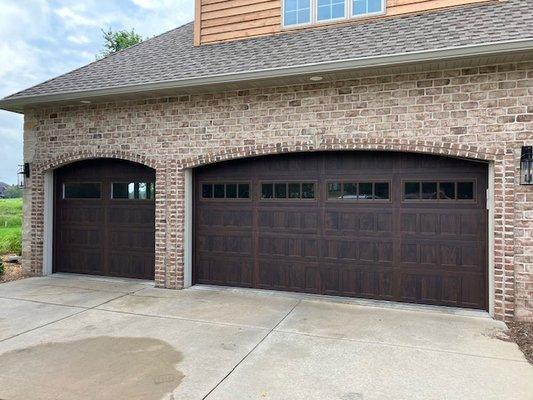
(194, 152), (488, 309)
(54, 159), (156, 280)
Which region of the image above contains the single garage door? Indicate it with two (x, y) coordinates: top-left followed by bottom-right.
(54, 159), (155, 279)
(194, 152), (488, 309)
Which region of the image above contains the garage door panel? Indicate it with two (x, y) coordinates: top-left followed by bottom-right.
(322, 267), (394, 299)
(57, 250), (102, 275)
(258, 236), (318, 259)
(257, 260), (320, 293)
(322, 239), (393, 266)
(58, 228), (102, 248)
(197, 233), (253, 255)
(400, 273), (484, 308)
(197, 257), (253, 287)
(195, 151), (487, 310)
(258, 209), (318, 232)
(325, 210), (393, 235)
(108, 252), (154, 279)
(109, 229), (155, 251)
(57, 206), (104, 224)
(108, 206), (154, 226)
(401, 241), (484, 271)
(197, 207), (253, 228)
(401, 211), (484, 240)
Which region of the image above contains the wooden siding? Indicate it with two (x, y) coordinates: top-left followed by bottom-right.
(197, 0), (282, 44)
(194, 0), (495, 45)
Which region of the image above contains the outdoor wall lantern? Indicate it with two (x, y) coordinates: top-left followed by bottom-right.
(17, 163), (30, 189)
(521, 146), (533, 185)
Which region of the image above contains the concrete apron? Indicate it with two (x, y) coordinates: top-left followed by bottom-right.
(0, 274), (531, 400)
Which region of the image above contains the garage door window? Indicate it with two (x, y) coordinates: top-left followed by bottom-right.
(403, 181), (475, 201)
(327, 182), (389, 200)
(261, 182), (315, 199)
(201, 183), (250, 199)
(112, 182), (155, 200)
(63, 183), (101, 199)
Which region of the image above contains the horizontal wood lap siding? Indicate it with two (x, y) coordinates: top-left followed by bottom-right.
(198, 0), (281, 44)
(386, 0), (491, 16)
(195, 0), (496, 45)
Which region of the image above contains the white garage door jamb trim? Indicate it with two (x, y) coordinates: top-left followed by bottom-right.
(43, 170), (54, 276)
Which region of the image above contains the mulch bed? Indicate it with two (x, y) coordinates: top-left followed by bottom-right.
(0, 254), (27, 283)
(506, 321), (533, 364)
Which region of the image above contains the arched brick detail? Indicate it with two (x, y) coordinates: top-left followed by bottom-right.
(172, 138), (514, 321)
(33, 149), (158, 173)
(25, 150), (168, 288)
(177, 138), (500, 169)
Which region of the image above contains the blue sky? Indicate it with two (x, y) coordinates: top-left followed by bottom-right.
(0, 0), (194, 184)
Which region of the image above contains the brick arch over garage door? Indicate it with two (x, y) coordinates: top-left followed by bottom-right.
(26, 151), (164, 281)
(193, 150), (489, 309)
(176, 138), (515, 319)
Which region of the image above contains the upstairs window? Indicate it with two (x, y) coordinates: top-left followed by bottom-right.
(353, 0), (383, 16)
(284, 0), (384, 27)
(284, 0), (311, 26)
(317, 0), (345, 21)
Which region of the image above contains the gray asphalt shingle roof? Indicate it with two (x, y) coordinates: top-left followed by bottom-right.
(3, 0), (533, 101)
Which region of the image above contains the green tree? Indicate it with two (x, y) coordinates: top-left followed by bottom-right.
(99, 28), (143, 58)
(3, 185), (22, 199)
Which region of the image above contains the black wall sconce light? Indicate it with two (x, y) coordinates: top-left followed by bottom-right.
(17, 163), (30, 189)
(521, 146), (533, 185)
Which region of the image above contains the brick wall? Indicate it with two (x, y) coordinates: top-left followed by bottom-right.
(22, 61), (533, 321)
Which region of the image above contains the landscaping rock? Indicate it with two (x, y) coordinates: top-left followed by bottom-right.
(5, 255), (20, 264)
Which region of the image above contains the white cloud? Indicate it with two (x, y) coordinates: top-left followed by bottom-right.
(54, 6), (100, 27)
(132, 0), (157, 9)
(67, 34), (90, 44)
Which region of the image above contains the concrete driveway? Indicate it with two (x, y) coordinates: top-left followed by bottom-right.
(0, 275), (531, 400)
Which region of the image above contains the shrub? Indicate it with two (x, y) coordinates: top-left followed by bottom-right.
(0, 261), (4, 276)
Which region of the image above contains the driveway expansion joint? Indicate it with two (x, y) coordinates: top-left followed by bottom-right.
(0, 292), (131, 344)
(94, 306), (272, 331)
(202, 299), (302, 400)
(272, 329), (529, 364)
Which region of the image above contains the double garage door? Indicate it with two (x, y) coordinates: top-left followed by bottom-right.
(195, 151), (488, 309)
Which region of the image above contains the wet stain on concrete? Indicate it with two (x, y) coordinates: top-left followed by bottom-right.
(0, 336), (184, 400)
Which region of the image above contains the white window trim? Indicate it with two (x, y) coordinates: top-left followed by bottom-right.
(282, 0), (386, 29)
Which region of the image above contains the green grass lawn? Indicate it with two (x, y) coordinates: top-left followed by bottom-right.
(0, 198), (22, 255)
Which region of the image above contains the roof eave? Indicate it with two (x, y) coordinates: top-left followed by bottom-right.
(2, 38), (533, 113)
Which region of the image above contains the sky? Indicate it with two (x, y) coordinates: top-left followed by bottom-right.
(0, 0), (194, 184)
